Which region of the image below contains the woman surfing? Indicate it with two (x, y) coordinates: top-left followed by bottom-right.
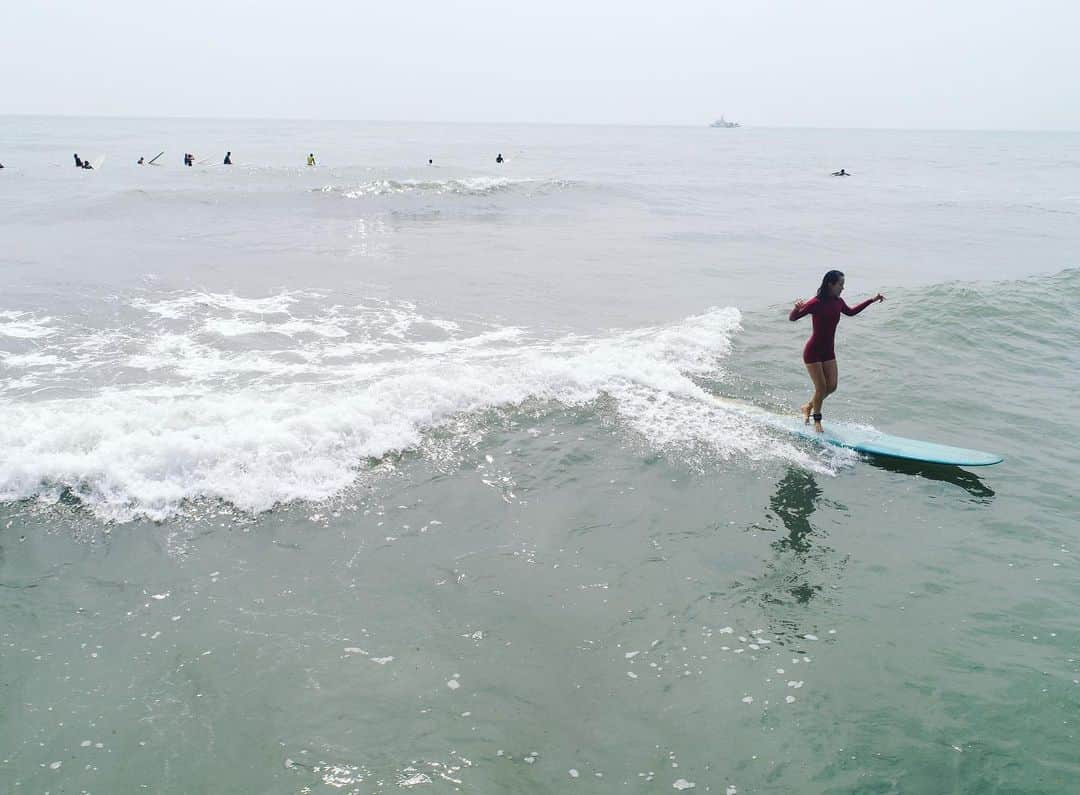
(789, 270), (884, 433)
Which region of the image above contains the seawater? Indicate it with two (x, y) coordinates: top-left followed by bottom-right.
(1, 117), (1078, 793)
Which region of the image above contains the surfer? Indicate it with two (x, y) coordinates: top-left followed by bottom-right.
(789, 270), (884, 432)
(832, 168), (850, 176)
(496, 153), (504, 163)
(184, 153), (193, 167)
(82, 160), (93, 170)
(137, 157), (145, 165)
(307, 153), (316, 167)
(74, 154), (83, 168)
(224, 151), (232, 165)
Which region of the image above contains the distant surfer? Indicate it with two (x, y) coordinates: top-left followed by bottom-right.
(74, 154), (83, 168)
(137, 157), (145, 165)
(81, 159), (93, 170)
(789, 270), (884, 432)
(224, 151), (232, 165)
(184, 153), (193, 167)
(428, 159), (433, 165)
(307, 153), (316, 167)
(496, 153), (504, 163)
(831, 168), (850, 176)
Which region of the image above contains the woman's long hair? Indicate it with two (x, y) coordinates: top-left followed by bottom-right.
(816, 270), (844, 300)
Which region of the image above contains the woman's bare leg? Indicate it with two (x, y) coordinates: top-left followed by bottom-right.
(804, 362), (827, 432)
(822, 360), (838, 399)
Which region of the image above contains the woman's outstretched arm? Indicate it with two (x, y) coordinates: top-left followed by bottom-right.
(841, 293), (885, 316)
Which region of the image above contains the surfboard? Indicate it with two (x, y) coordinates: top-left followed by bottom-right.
(90, 155), (106, 170)
(714, 397), (1002, 467)
(148, 151), (164, 165)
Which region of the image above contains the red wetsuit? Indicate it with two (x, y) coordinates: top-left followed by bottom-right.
(789, 295), (874, 363)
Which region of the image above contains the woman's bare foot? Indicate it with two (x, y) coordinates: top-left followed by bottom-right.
(800, 402), (812, 424)
(814, 420), (824, 434)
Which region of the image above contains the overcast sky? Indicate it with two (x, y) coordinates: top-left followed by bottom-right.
(5, 0), (1078, 129)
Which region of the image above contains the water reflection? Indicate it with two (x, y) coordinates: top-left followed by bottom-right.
(744, 467), (846, 609)
(865, 457), (996, 502)
(769, 468), (823, 555)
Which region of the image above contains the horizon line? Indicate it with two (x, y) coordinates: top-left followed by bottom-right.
(1, 112), (1077, 134)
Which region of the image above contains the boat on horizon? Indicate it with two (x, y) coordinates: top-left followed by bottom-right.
(710, 115), (740, 128)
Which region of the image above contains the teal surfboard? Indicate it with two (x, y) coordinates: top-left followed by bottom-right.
(714, 398), (1002, 467)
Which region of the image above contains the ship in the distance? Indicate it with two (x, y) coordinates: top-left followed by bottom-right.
(710, 115), (741, 128)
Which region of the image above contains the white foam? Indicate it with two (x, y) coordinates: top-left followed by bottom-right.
(131, 291), (305, 319)
(329, 176), (564, 199)
(0, 351), (65, 369)
(0, 291), (844, 522)
(0, 311), (56, 339)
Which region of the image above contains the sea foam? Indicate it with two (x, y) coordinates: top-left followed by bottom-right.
(0, 291), (828, 522)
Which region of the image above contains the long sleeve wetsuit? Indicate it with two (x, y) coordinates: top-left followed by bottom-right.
(789, 296), (874, 363)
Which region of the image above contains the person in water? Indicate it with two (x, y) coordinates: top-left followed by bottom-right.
(82, 159), (93, 169)
(496, 153), (504, 163)
(307, 153), (316, 166)
(224, 151), (232, 165)
(74, 153), (83, 168)
(137, 157), (145, 165)
(832, 168), (850, 176)
(789, 270), (884, 432)
(184, 153), (193, 166)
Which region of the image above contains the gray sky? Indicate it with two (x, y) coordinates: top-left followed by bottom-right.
(6, 0), (1078, 129)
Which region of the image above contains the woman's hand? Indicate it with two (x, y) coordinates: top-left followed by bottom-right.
(873, 293), (886, 303)
(793, 299), (806, 311)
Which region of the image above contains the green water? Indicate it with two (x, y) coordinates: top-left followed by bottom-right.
(3, 272), (1078, 794)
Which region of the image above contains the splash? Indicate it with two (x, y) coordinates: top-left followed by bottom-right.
(0, 291), (827, 522)
(319, 176), (576, 199)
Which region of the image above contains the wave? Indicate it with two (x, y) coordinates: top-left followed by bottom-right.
(318, 176), (577, 199)
(0, 291), (834, 523)
(130, 290), (317, 319)
(0, 310), (57, 339)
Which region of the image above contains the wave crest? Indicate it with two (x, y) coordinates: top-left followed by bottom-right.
(0, 292), (830, 522)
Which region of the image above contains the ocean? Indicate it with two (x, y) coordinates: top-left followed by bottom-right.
(1, 116), (1078, 793)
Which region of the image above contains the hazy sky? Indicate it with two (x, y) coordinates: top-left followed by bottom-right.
(6, 0), (1078, 128)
